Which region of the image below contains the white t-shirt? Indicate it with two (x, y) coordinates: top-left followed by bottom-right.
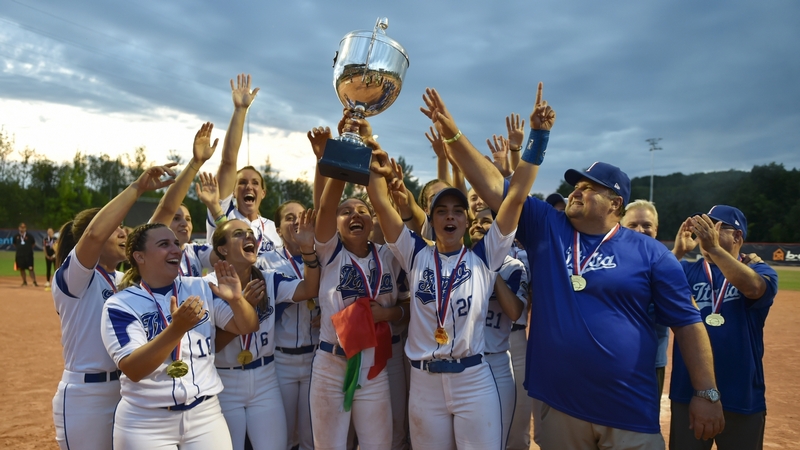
(386, 224), (515, 361)
(101, 276), (234, 408)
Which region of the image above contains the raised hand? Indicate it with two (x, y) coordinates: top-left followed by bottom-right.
(194, 172), (220, 208)
(369, 149), (394, 179)
(193, 122), (219, 164)
(487, 134), (511, 177)
(505, 113), (525, 151)
(530, 82), (556, 130)
(242, 278), (266, 307)
(230, 73), (260, 109)
(209, 260), (244, 304)
(307, 126), (332, 160)
(420, 88), (459, 140)
(295, 209), (317, 250)
(133, 163), (178, 194)
(169, 295), (205, 333)
(690, 215), (721, 252)
(425, 126), (446, 159)
(388, 158), (409, 207)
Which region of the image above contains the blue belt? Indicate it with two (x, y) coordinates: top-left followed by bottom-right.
(319, 341), (347, 357)
(410, 354), (483, 374)
(217, 355), (274, 371)
(164, 395), (213, 411)
(276, 345), (317, 355)
(84, 370), (121, 383)
(511, 323), (526, 332)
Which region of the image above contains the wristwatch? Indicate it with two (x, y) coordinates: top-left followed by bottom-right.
(694, 388), (721, 403)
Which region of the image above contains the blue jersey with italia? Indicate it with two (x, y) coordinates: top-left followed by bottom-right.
(670, 259), (777, 414)
(514, 193), (700, 434)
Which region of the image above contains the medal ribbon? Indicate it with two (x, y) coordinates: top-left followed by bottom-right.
(702, 255), (741, 314)
(348, 244), (382, 300)
(141, 281), (181, 362)
(284, 248), (304, 279)
(255, 220), (266, 254)
(95, 265), (117, 294)
(572, 224), (620, 276)
(179, 251), (191, 277)
(433, 247), (468, 328)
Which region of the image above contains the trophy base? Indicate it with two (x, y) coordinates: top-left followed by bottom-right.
(319, 139), (372, 186)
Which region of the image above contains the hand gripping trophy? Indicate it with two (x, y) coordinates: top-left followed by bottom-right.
(318, 17), (409, 186)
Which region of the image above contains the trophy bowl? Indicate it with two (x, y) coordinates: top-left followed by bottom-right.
(319, 18), (409, 186)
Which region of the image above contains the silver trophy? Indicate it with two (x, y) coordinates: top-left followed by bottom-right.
(318, 17), (409, 186)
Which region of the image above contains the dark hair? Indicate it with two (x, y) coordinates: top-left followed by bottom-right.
(237, 166), (266, 190)
(119, 223), (167, 289)
(273, 200), (306, 226)
(418, 178), (452, 212)
(55, 208), (101, 267)
(338, 196), (374, 216)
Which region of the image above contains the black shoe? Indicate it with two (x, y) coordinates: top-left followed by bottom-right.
(33, 281), (38, 287)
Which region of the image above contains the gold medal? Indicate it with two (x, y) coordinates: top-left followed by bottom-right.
(570, 274), (587, 292)
(705, 313), (725, 327)
(307, 299), (316, 311)
(434, 327), (450, 345)
(237, 350), (254, 366)
(166, 360), (189, 378)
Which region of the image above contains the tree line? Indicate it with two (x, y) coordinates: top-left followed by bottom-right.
(0, 127), (422, 233)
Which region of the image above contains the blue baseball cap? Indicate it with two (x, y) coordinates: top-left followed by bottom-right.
(545, 193), (566, 207)
(706, 205), (747, 240)
(564, 162), (631, 206)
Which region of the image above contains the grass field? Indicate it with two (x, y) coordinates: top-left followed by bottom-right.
(2, 250), (799, 291)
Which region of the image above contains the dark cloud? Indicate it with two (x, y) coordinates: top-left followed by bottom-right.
(0, 0), (797, 193)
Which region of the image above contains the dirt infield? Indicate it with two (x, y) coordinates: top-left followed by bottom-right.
(0, 276), (797, 449)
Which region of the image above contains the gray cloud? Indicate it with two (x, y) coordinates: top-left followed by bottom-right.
(0, 0), (797, 194)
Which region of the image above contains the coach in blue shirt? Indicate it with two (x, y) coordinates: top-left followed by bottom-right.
(424, 83), (724, 449)
(670, 206), (778, 450)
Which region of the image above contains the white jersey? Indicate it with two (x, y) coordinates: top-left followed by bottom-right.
(209, 270), (301, 367)
(101, 276), (234, 409)
(272, 250), (321, 348)
(206, 193), (284, 270)
(180, 243), (213, 277)
(387, 224), (515, 361)
(508, 245), (531, 326)
(484, 256), (528, 353)
(316, 235), (403, 345)
(53, 249), (122, 373)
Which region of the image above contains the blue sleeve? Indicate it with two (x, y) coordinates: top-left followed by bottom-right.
(107, 307), (138, 348)
(749, 264), (778, 309)
(407, 230), (430, 270)
(652, 250), (701, 327)
(505, 266), (523, 294)
(272, 271), (298, 300)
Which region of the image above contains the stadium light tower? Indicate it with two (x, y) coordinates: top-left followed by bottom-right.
(646, 138), (662, 202)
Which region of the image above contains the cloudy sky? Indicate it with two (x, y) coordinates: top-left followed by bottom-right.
(0, 0), (797, 195)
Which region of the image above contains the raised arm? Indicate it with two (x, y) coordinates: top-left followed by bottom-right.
(217, 74), (260, 199)
(75, 164), (176, 269)
(487, 134), (512, 178)
(211, 260), (259, 335)
(151, 122), (218, 225)
(691, 215), (767, 299)
(366, 149), (404, 245)
(506, 113), (525, 171)
(672, 218), (697, 260)
(387, 158), (426, 235)
(426, 127), (451, 185)
(290, 209), (321, 301)
(421, 88), (505, 211)
(307, 126), (332, 210)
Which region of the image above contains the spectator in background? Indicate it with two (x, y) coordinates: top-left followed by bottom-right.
(13, 222), (38, 287)
(621, 200), (670, 403)
(545, 193), (566, 212)
(44, 227), (57, 290)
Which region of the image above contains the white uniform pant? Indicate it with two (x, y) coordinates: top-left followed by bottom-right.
(506, 328), (532, 450)
(485, 351), (516, 450)
(52, 373), (121, 450)
(387, 339), (409, 450)
(113, 395), (232, 450)
(217, 360), (287, 450)
(274, 350), (314, 450)
(408, 361), (502, 450)
(309, 349), (392, 450)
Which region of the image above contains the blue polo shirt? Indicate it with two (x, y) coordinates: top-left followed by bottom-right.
(516, 194), (700, 434)
(670, 259), (778, 414)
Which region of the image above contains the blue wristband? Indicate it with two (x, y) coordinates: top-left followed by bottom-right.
(521, 129), (550, 165)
